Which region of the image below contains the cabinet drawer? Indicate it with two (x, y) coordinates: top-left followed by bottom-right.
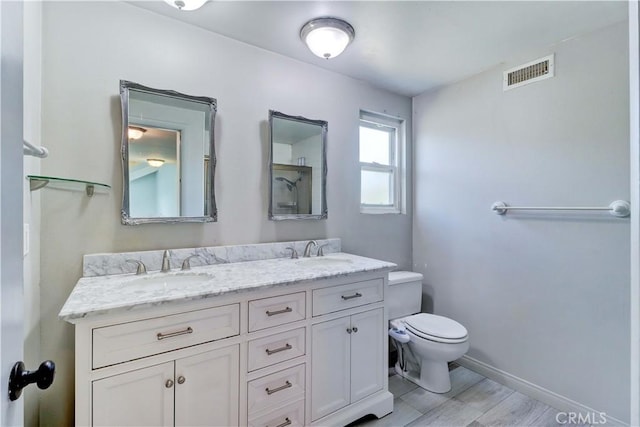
(312, 279), (383, 316)
(92, 304), (240, 369)
(249, 292), (306, 332)
(248, 399), (305, 427)
(248, 364), (305, 416)
(247, 328), (305, 372)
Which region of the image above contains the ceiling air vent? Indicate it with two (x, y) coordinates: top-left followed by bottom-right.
(503, 54), (554, 91)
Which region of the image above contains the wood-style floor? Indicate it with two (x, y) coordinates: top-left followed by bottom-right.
(350, 366), (594, 427)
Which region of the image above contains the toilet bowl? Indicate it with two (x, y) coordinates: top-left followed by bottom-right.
(390, 314), (468, 393)
(387, 272), (469, 394)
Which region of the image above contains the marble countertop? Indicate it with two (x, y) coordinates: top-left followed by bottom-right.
(59, 252), (396, 321)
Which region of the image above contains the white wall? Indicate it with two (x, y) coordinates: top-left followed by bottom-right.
(39, 2), (412, 425)
(413, 22), (629, 421)
(23, 2), (42, 426)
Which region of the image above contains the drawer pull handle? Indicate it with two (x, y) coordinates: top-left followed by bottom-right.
(266, 307), (293, 317)
(157, 327), (193, 340)
(270, 417), (291, 427)
(265, 343), (292, 355)
(341, 292), (362, 300)
(266, 380), (292, 395)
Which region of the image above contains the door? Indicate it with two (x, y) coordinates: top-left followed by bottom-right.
(350, 309), (384, 402)
(92, 362), (174, 427)
(0, 1), (25, 426)
(311, 316), (351, 421)
(175, 345), (240, 427)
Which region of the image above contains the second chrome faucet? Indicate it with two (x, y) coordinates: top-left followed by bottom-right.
(161, 250), (171, 272)
(303, 240), (317, 257)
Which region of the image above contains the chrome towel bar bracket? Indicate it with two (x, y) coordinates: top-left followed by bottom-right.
(23, 140), (48, 158)
(491, 200), (630, 218)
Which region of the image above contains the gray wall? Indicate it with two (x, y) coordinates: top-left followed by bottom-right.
(413, 22), (629, 421)
(39, 2), (411, 425)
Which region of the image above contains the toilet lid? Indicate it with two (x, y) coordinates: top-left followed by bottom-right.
(404, 313), (468, 342)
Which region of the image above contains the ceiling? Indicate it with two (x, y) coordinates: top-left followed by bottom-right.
(130, 1), (627, 97)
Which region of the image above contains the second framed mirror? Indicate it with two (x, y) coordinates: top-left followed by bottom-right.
(269, 110), (327, 220)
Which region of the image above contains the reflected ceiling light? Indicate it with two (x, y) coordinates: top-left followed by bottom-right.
(128, 126), (147, 140)
(163, 0), (208, 11)
(300, 17), (355, 59)
(147, 159), (165, 168)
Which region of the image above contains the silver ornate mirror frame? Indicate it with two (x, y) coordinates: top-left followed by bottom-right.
(269, 110), (328, 220)
(120, 80), (217, 225)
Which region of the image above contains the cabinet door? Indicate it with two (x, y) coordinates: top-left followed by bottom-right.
(311, 316), (351, 421)
(350, 308), (384, 403)
(92, 362), (174, 427)
(175, 345), (240, 427)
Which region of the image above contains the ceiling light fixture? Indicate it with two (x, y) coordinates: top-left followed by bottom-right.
(163, 0), (208, 11)
(128, 126), (147, 140)
(300, 17), (355, 59)
(147, 159), (165, 168)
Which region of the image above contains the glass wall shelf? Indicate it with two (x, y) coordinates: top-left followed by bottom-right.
(27, 175), (110, 197)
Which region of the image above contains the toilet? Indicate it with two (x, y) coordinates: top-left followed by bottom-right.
(387, 271), (469, 393)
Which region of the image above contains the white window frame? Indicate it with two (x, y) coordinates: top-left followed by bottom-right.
(359, 111), (405, 214)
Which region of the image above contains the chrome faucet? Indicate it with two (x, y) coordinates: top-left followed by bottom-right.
(181, 255), (200, 271)
(303, 240), (318, 258)
(161, 250), (171, 272)
(126, 259), (147, 275)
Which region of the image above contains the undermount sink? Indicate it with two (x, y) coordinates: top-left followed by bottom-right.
(295, 256), (353, 267)
(126, 273), (212, 290)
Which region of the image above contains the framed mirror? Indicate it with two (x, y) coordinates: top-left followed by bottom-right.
(269, 110), (327, 220)
(120, 80), (217, 224)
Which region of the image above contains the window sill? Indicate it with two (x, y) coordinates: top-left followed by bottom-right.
(360, 207), (401, 215)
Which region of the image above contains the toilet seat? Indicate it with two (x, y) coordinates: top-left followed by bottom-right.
(403, 313), (468, 344)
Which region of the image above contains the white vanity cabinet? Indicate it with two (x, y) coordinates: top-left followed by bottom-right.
(68, 267), (393, 427)
(92, 345), (239, 427)
(311, 308), (384, 421)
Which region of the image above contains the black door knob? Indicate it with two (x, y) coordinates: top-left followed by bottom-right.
(8, 360), (55, 401)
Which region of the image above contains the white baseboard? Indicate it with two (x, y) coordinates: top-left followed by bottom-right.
(458, 355), (628, 427)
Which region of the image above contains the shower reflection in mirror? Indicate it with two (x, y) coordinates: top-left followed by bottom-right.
(269, 110), (327, 220)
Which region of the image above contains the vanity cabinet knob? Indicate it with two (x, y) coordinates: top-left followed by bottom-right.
(265, 380), (292, 395)
(271, 417), (291, 427)
(165, 379), (174, 388)
(341, 292), (362, 301)
(265, 343), (292, 355)
(157, 326), (193, 340)
(177, 376), (186, 385)
(266, 307), (292, 317)
(352, 327), (358, 333)
(346, 328), (352, 334)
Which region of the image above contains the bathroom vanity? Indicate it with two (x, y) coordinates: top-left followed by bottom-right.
(60, 240), (395, 426)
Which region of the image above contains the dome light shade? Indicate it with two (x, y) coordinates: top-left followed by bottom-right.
(147, 159), (165, 168)
(128, 126), (146, 140)
(300, 17), (355, 59)
(163, 0), (208, 11)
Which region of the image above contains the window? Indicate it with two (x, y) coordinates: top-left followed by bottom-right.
(359, 111), (405, 214)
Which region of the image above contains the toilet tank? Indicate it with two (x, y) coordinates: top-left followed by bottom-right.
(387, 271), (423, 319)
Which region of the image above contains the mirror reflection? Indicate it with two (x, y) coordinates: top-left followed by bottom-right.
(269, 111), (327, 220)
(120, 80), (217, 224)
